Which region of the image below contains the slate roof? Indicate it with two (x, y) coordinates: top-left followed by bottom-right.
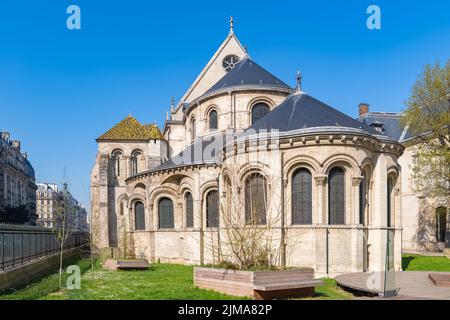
(247, 92), (379, 135)
(153, 133), (228, 171)
(358, 112), (411, 142)
(206, 57), (291, 94)
(97, 115), (164, 141)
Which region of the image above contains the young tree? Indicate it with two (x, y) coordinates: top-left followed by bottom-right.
(214, 162), (285, 270)
(53, 181), (77, 288)
(402, 60), (450, 206)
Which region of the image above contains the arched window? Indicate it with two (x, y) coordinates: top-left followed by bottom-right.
(245, 173), (267, 225)
(251, 103), (270, 124)
(131, 150), (142, 175)
(158, 197), (174, 229)
(209, 110), (218, 130)
(359, 171), (367, 225)
(292, 168), (312, 224)
(191, 118), (196, 140)
(387, 176), (394, 227)
(112, 150), (122, 176)
(328, 167), (345, 225)
(206, 190), (219, 227)
(185, 192), (193, 228)
(436, 207), (447, 242)
(134, 201), (145, 230)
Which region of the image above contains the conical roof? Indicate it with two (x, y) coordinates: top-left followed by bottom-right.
(248, 92), (379, 135)
(206, 57), (291, 94)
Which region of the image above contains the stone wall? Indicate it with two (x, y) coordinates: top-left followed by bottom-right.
(0, 248), (84, 293)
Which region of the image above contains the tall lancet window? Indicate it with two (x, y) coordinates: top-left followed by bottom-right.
(251, 103), (270, 124)
(206, 190), (219, 227)
(131, 150), (142, 175)
(359, 171), (368, 225)
(328, 167), (345, 225)
(191, 118), (196, 140)
(134, 201), (145, 230)
(245, 173), (267, 225)
(387, 176), (394, 227)
(112, 150), (122, 176)
(292, 168), (312, 224)
(185, 192), (194, 228)
(209, 110), (218, 130)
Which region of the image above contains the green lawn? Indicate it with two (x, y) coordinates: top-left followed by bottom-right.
(3, 254), (447, 300)
(402, 253), (450, 271)
(0, 259), (348, 300)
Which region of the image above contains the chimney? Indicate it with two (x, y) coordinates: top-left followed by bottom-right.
(1, 132), (10, 141)
(358, 103), (369, 117)
(11, 140), (21, 152)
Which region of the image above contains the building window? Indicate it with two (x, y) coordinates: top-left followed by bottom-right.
(251, 103), (270, 125)
(185, 192), (193, 228)
(112, 150), (122, 176)
(359, 171), (367, 225)
(191, 118), (196, 140)
(328, 167), (345, 225)
(209, 110), (218, 130)
(206, 190), (219, 227)
(245, 173), (267, 225)
(436, 207), (447, 242)
(131, 150), (142, 175)
(387, 176), (394, 227)
(158, 197), (174, 229)
(292, 168), (312, 224)
(134, 201), (145, 230)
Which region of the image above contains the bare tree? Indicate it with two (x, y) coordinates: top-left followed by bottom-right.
(52, 179), (77, 288)
(218, 165), (280, 270)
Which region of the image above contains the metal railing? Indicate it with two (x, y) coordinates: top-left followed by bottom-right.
(0, 223), (88, 271)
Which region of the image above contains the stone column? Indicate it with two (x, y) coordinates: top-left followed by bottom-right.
(351, 176), (363, 272)
(314, 175), (327, 224)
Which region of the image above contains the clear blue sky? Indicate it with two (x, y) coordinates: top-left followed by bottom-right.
(1, 0), (449, 211)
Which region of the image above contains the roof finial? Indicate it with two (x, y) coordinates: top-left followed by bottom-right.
(165, 111), (169, 121)
(170, 97), (175, 112)
(229, 16), (234, 34)
(296, 71), (302, 92)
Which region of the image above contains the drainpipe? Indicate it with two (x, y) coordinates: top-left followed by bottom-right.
(200, 199), (204, 266)
(280, 152), (286, 268)
(326, 227), (329, 277)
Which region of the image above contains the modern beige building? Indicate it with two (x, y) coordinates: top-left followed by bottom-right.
(91, 24), (406, 276)
(0, 131), (37, 224)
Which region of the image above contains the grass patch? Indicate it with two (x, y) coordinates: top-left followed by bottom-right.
(309, 278), (353, 300)
(0, 258), (93, 300)
(402, 253), (450, 271)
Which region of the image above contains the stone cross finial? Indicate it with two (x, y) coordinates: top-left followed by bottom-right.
(229, 16), (234, 34)
(296, 71), (302, 92)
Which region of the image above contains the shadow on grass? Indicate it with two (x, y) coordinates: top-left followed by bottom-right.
(402, 256), (415, 270)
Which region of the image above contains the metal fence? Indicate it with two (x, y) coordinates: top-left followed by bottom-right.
(0, 223), (89, 271)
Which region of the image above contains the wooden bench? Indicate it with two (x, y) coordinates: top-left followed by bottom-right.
(429, 273), (450, 287)
(103, 259), (150, 271)
(253, 279), (323, 300)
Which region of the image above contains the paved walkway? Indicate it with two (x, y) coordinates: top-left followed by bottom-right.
(335, 271), (450, 300)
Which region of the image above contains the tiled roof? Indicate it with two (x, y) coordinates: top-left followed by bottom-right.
(97, 115), (164, 141)
(206, 57), (291, 94)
